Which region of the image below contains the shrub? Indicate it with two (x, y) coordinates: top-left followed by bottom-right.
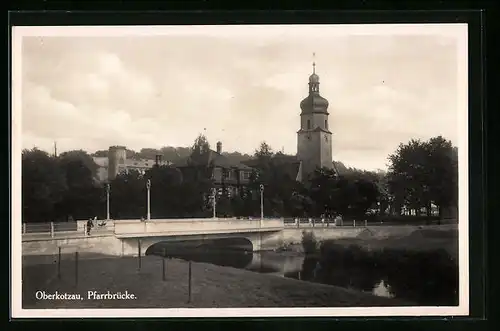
(316, 242), (458, 305)
(301, 230), (318, 255)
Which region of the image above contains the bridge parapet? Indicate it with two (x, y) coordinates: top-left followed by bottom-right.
(113, 218), (284, 238)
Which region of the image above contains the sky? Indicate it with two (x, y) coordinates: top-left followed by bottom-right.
(15, 24), (467, 171)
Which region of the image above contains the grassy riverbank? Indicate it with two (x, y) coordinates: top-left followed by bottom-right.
(283, 228), (458, 259)
(22, 254), (411, 309)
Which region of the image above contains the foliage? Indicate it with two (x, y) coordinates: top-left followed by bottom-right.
(192, 134), (211, 157)
(22, 148), (68, 222)
(387, 136), (458, 218)
(21, 135), (458, 223)
(254, 141), (274, 160)
(301, 231), (318, 255)
(22, 148), (104, 222)
(316, 241), (458, 305)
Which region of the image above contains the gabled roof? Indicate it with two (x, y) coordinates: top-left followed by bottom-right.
(175, 149), (252, 170)
(241, 155), (302, 181)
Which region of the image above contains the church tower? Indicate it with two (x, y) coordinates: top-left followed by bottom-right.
(297, 57), (333, 180)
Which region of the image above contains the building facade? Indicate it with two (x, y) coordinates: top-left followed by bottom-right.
(93, 146), (172, 182)
(176, 141), (254, 198)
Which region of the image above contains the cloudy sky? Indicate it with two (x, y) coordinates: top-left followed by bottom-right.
(14, 24), (467, 171)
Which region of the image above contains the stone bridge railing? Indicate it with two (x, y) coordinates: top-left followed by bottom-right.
(283, 217), (364, 228)
(114, 218), (284, 238)
(21, 220), (115, 237)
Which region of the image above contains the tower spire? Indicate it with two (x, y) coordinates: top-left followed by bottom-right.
(312, 52), (316, 74)
(54, 141), (57, 157)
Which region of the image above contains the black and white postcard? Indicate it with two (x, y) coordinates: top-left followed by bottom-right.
(11, 23), (469, 318)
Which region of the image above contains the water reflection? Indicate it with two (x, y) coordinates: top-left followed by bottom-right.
(147, 240), (458, 306)
(148, 240), (305, 275)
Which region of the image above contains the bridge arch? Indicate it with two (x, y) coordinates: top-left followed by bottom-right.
(114, 218), (286, 256)
(144, 237), (255, 268)
(142, 235), (255, 256)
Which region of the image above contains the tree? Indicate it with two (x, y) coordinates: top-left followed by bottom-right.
(109, 170), (146, 219)
(387, 136), (458, 218)
(92, 150), (108, 157)
(192, 134), (211, 156)
(254, 141), (274, 160)
(56, 150), (102, 220)
(22, 148), (67, 222)
(427, 136), (458, 218)
(350, 177), (379, 218)
(309, 168), (339, 217)
(58, 150), (99, 181)
(387, 139), (431, 215)
(144, 165), (183, 218)
(308, 167), (380, 219)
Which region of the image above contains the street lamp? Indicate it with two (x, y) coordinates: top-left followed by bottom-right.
(146, 179), (151, 221)
(106, 183), (110, 220)
(259, 184), (264, 222)
(212, 187), (217, 219)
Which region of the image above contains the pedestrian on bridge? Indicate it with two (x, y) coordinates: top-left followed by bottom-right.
(86, 218), (94, 236)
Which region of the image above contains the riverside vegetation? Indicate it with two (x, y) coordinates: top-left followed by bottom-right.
(297, 229), (459, 306)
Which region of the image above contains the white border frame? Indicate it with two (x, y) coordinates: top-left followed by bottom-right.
(11, 24), (469, 318)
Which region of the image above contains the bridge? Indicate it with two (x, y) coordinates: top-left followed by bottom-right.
(22, 218), (286, 257)
(21, 217), (457, 257)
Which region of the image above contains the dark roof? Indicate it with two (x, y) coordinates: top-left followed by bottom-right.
(242, 155), (302, 181)
(175, 149), (252, 170)
(300, 92), (329, 115)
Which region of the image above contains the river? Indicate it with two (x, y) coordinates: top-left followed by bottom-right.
(147, 238), (458, 306)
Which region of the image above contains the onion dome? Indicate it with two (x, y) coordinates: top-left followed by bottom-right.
(300, 94), (329, 114)
(300, 60), (329, 114)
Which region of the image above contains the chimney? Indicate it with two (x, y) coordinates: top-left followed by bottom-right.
(216, 141), (222, 154)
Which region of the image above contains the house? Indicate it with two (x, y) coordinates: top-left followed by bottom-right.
(175, 142), (254, 198)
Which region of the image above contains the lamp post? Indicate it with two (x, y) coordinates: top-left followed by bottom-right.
(146, 179), (151, 221)
(106, 183), (110, 220)
(212, 187), (217, 218)
(259, 184), (264, 224)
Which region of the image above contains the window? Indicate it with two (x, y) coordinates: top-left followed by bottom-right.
(325, 120), (328, 129)
(213, 167), (222, 179)
(242, 172), (251, 180)
(307, 119), (311, 129)
(224, 170), (231, 180)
